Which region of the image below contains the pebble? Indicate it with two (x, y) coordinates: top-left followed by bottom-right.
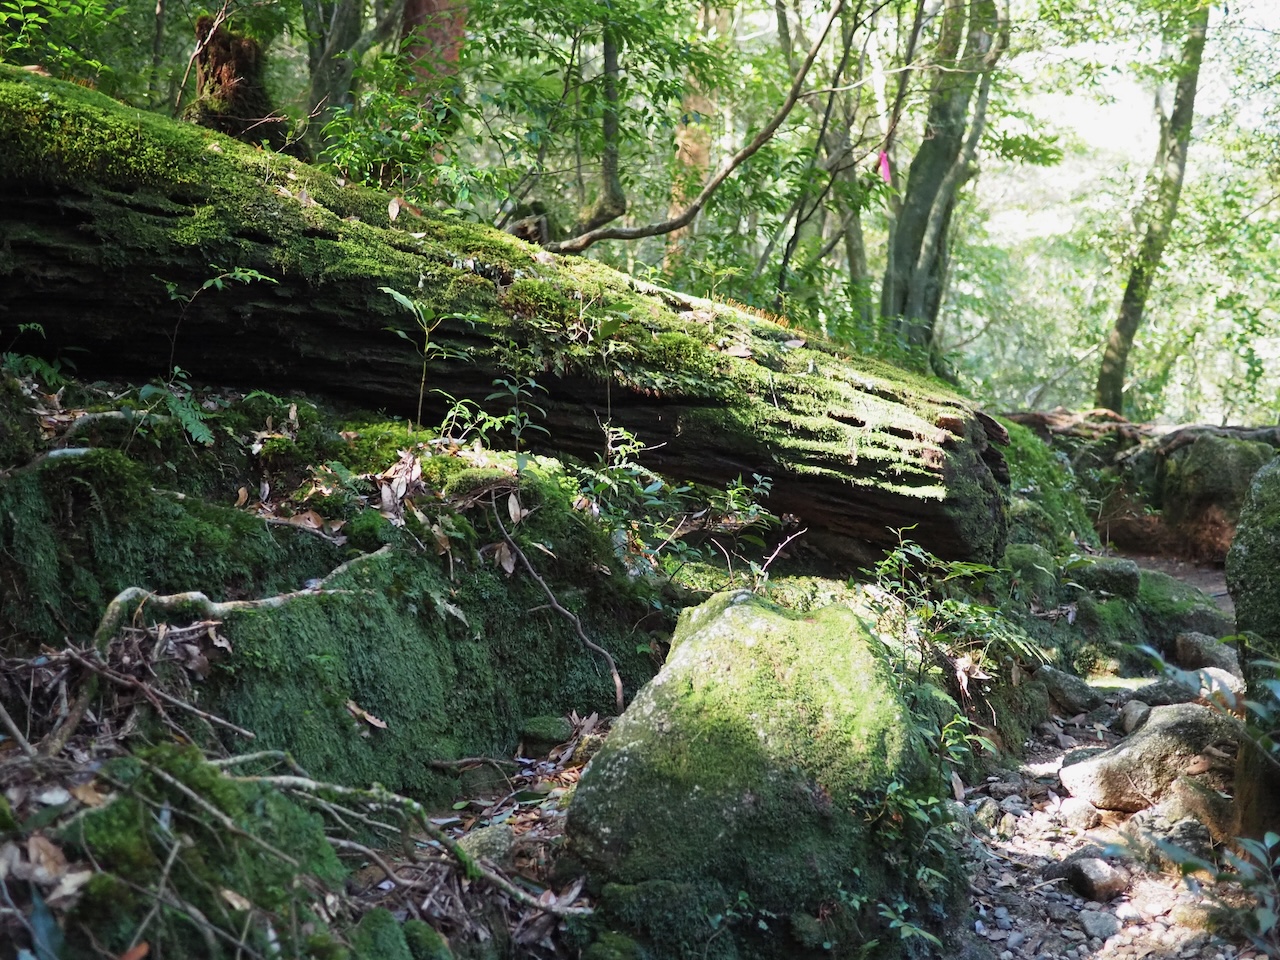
(1008, 931), (1026, 950)
(1115, 902), (1142, 922)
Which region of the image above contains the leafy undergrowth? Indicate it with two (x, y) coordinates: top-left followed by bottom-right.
(0, 365), (791, 957)
(0, 622), (607, 958)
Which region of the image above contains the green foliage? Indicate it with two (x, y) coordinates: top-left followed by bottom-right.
(866, 530), (1050, 677)
(0, 0), (120, 78)
(57, 744), (347, 959)
(381, 285), (478, 430)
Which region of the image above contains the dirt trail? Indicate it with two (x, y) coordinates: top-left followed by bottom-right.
(959, 557), (1249, 960)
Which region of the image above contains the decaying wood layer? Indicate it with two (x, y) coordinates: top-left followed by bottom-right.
(0, 70), (1008, 564)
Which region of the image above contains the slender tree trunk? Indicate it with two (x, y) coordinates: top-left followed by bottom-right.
(880, 0), (1006, 357)
(148, 0), (166, 109)
(664, 4), (730, 272)
(575, 25), (627, 235)
(1095, 4), (1209, 414)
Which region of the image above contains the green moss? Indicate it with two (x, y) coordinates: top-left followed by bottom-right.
(403, 920), (454, 960)
(352, 909), (414, 960)
(0, 375), (37, 468)
(985, 680), (1049, 754)
(0, 450), (342, 648)
(583, 930), (644, 960)
(1060, 555), (1141, 600)
(1161, 434), (1275, 525)
(1135, 570), (1231, 655)
(568, 592), (958, 959)
(58, 745), (346, 959)
(999, 419), (1099, 554)
(1228, 459), (1280, 641)
(1003, 543), (1058, 604)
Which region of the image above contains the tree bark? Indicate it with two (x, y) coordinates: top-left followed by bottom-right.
(880, 0), (1006, 357)
(0, 69), (1010, 566)
(1095, 4), (1209, 414)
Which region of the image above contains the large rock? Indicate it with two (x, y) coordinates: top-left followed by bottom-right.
(1161, 434), (1274, 562)
(1058, 704), (1235, 812)
(1173, 632), (1241, 678)
(1227, 460), (1280, 838)
(1035, 664), (1103, 714)
(1135, 571), (1232, 655)
(566, 592), (955, 959)
(1062, 556), (1141, 601)
(1228, 459), (1280, 645)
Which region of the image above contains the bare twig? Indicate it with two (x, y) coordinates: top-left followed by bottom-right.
(67, 648), (257, 740)
(138, 759), (299, 868)
(238, 776), (593, 918)
(130, 835), (188, 949)
(0, 699), (34, 756)
(490, 498), (624, 714)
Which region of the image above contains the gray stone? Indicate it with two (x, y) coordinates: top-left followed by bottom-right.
(457, 823), (514, 865)
(1114, 903), (1141, 922)
(1059, 796), (1101, 830)
(1036, 664), (1104, 714)
(1058, 703), (1236, 812)
(1078, 910), (1120, 940)
(1175, 632), (1242, 678)
(1119, 699), (1151, 734)
(974, 796), (1001, 830)
(1056, 857), (1127, 902)
(1129, 678), (1197, 707)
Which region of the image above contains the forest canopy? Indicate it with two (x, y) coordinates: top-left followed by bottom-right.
(3, 0), (1277, 424)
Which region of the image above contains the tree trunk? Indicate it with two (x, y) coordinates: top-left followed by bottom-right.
(1095, 4), (1209, 414)
(0, 68), (1010, 566)
(880, 0), (1006, 358)
(401, 0), (467, 86)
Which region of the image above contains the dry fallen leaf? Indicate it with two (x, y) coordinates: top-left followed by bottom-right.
(494, 540), (516, 576)
(235, 486), (249, 507)
(116, 942), (152, 960)
(47, 868), (94, 904)
(221, 887), (253, 911)
(388, 197), (401, 221)
(27, 834), (68, 883)
(345, 700), (388, 730)
(69, 783), (106, 808)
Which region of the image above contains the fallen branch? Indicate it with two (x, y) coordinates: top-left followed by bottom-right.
(139, 758), (299, 868)
(0, 699), (35, 757)
(545, 0), (847, 254)
(490, 498), (624, 714)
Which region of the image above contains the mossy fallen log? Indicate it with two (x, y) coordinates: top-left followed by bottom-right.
(0, 66), (1008, 563)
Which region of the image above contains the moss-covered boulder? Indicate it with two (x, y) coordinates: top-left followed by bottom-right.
(1156, 435), (1275, 562)
(1134, 570), (1231, 656)
(1061, 556), (1141, 601)
(1227, 459), (1280, 643)
(1000, 419), (1098, 555)
(565, 591), (959, 959)
(1226, 461), (1280, 839)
